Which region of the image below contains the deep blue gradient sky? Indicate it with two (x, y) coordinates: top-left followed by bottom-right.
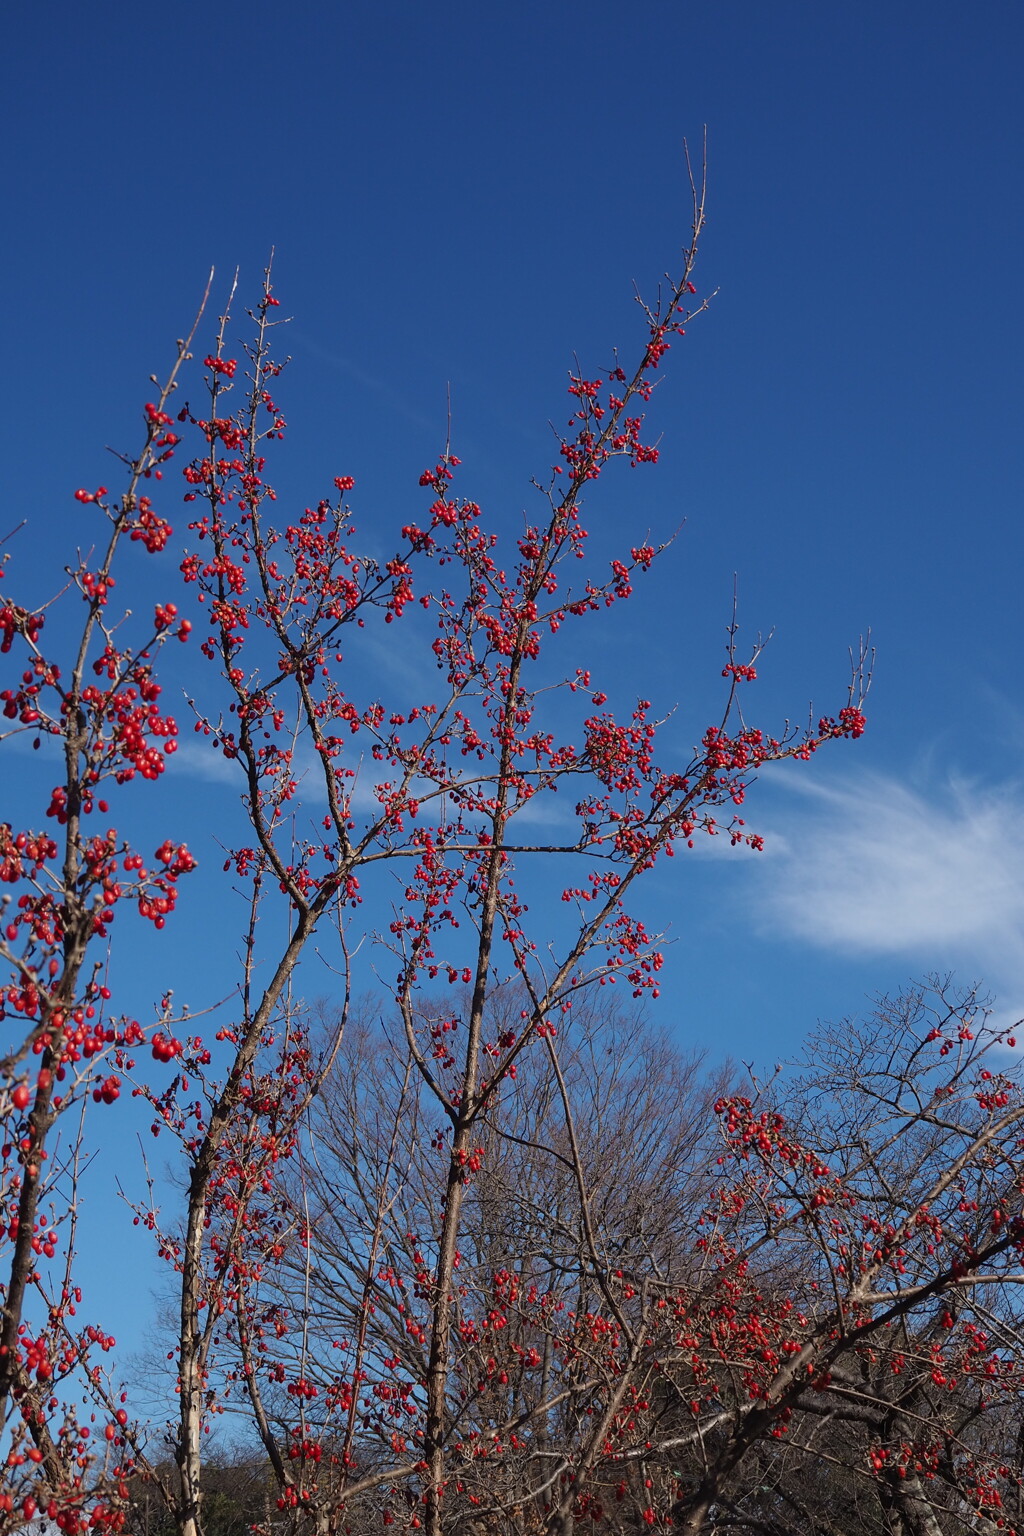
(4, 1), (1024, 1360)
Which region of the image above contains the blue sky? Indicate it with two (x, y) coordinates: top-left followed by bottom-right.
(4, 1), (1024, 1360)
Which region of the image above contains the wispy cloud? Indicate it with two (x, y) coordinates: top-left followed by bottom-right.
(745, 769), (1024, 1008)
(290, 330), (441, 436)
(169, 737), (244, 787)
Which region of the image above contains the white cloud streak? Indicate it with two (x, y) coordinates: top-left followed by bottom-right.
(746, 769), (1024, 1006)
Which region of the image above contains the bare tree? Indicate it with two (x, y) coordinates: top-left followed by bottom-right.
(253, 982), (1024, 1536)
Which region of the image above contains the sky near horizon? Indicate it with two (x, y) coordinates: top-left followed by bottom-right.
(3, 0), (1024, 1363)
